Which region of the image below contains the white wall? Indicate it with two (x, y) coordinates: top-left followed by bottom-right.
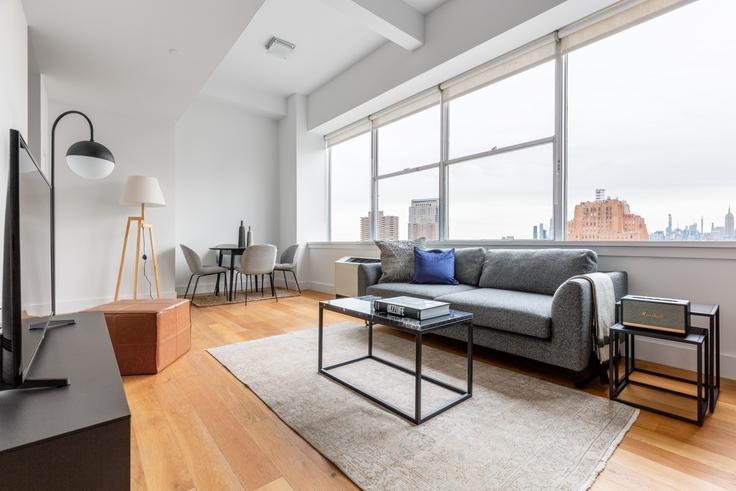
(50, 100), (177, 312)
(303, 241), (736, 379)
(175, 97), (279, 292)
(0, 0), (28, 311)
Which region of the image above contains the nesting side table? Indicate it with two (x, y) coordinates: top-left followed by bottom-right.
(608, 323), (709, 425)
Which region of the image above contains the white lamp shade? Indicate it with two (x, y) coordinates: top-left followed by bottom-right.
(120, 175), (166, 207)
(66, 154), (115, 179)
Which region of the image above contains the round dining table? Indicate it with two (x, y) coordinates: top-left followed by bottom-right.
(209, 244), (245, 301)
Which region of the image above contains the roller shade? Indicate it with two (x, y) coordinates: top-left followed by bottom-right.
(369, 87), (441, 129)
(441, 35), (557, 101)
(560, 0), (693, 54)
(324, 118), (371, 147)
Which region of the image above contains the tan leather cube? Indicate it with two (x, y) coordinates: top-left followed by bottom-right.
(87, 299), (191, 375)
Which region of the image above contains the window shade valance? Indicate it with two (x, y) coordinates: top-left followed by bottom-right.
(559, 0), (693, 54)
(369, 87), (441, 129)
(440, 35), (557, 101)
(324, 118), (370, 148)
(326, 0), (692, 145)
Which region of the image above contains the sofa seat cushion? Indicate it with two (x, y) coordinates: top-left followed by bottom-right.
(436, 288), (553, 339)
(367, 282), (476, 300)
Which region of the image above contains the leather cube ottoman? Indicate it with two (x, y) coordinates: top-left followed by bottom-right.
(87, 299), (191, 375)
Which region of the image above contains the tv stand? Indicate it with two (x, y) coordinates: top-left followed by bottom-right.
(0, 312), (130, 489)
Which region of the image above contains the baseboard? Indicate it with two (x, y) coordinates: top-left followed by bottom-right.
(175, 275), (306, 295)
(56, 291), (178, 314)
(302, 280), (333, 294)
(633, 336), (735, 380)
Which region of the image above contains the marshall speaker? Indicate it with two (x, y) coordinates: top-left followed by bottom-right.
(620, 295), (690, 335)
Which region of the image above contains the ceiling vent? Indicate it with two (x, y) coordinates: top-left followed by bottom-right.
(265, 36), (295, 59)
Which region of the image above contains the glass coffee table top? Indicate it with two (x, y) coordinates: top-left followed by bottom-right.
(320, 295), (473, 333)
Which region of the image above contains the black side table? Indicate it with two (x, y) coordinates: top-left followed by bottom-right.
(615, 302), (720, 412)
(691, 304), (720, 411)
(609, 323), (709, 426)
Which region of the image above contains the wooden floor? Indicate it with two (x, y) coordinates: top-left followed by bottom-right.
(125, 291), (736, 490)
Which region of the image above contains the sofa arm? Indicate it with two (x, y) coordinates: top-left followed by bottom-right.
(357, 263), (382, 296)
(602, 271), (628, 301)
(551, 272), (628, 370)
(551, 278), (595, 370)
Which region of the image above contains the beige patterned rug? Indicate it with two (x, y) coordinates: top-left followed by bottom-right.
(183, 287), (299, 307)
(208, 323), (637, 490)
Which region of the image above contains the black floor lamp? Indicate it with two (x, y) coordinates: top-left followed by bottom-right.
(50, 111), (115, 318)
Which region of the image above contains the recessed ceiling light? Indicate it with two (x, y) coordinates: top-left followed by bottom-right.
(168, 48), (181, 56)
(265, 36), (295, 59)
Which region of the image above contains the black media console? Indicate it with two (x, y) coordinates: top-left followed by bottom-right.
(0, 312), (130, 489)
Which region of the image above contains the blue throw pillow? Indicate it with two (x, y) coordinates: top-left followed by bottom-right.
(412, 247), (458, 285)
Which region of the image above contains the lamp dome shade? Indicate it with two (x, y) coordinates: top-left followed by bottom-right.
(65, 140), (115, 179)
(121, 176), (166, 207)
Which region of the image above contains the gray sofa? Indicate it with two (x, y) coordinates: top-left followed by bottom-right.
(357, 248), (627, 376)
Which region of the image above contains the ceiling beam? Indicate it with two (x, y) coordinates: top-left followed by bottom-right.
(322, 0), (425, 51)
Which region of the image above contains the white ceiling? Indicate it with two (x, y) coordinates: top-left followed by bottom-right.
(403, 0), (447, 14)
(200, 0), (448, 117)
(23, 0), (265, 120)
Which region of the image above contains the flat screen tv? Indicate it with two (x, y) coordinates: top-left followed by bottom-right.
(0, 129), (63, 390)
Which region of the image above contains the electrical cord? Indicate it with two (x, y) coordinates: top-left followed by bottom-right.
(141, 228), (153, 299)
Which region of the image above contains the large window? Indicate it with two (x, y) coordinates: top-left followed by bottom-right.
(375, 104), (441, 240)
(448, 61), (555, 159)
(448, 145), (552, 240)
(447, 60), (555, 239)
(329, 133), (371, 241)
(377, 105), (440, 175)
(377, 169), (439, 240)
(327, 0), (735, 243)
(567, 0), (736, 241)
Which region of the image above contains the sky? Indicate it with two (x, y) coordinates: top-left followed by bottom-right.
(330, 0), (736, 241)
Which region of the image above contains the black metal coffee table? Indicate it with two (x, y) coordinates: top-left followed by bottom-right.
(318, 296), (474, 425)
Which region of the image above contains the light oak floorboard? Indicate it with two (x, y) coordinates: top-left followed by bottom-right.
(123, 291), (736, 490)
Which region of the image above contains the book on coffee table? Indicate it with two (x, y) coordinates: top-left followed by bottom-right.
(373, 296), (450, 320)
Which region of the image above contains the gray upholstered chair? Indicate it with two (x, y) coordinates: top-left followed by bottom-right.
(274, 244), (301, 293)
(239, 244), (278, 305)
(180, 244), (229, 299)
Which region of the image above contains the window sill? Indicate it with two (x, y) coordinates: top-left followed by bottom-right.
(308, 240), (736, 260)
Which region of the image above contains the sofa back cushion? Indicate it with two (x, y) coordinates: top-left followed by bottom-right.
(453, 247), (486, 286)
(478, 249), (598, 295)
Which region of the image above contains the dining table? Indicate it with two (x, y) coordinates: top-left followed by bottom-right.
(209, 244), (245, 301)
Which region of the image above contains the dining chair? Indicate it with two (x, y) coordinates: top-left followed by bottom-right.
(239, 244), (278, 305)
(180, 244), (228, 299)
(274, 244), (301, 293)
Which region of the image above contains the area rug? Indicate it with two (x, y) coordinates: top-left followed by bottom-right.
(184, 287), (299, 307)
(208, 323), (638, 490)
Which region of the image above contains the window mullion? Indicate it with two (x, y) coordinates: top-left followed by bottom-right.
(439, 90), (449, 241)
(370, 123), (378, 240)
(552, 36), (567, 241)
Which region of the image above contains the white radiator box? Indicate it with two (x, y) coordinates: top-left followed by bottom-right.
(334, 256), (380, 297)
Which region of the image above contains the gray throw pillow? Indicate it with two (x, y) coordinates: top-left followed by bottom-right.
(453, 247), (486, 286)
(375, 238), (426, 283)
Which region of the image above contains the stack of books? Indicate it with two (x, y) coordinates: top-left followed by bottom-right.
(373, 296), (450, 320)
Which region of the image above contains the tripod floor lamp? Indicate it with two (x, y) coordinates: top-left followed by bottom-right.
(114, 176), (166, 301)
(51, 110), (115, 320)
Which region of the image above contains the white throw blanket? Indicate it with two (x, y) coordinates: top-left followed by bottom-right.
(570, 273), (615, 363)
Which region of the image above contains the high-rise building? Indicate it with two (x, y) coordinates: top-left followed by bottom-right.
(567, 191), (649, 240)
(725, 206), (734, 238)
(407, 198), (439, 240)
(595, 188), (606, 201)
(360, 211), (399, 241)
